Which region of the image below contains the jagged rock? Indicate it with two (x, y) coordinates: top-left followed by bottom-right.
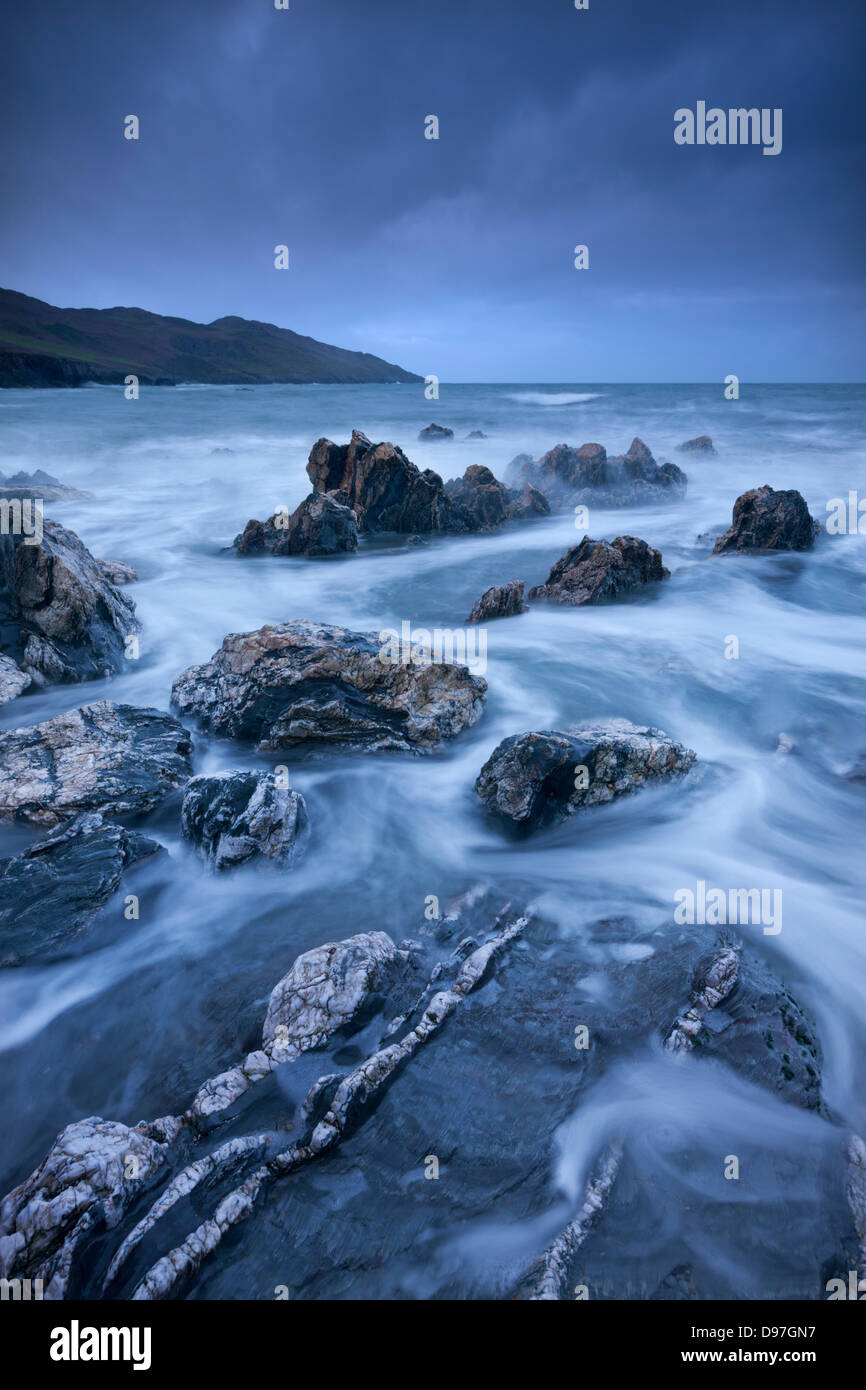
(466, 430), (487, 439)
(181, 771), (308, 871)
(303, 431), (538, 537)
(508, 437), (687, 507)
(528, 535), (669, 606)
(0, 701), (194, 826)
(0, 813), (162, 966)
(96, 559), (138, 585)
(418, 423), (454, 441)
(467, 580), (528, 623)
(171, 619), (486, 753)
(234, 491), (358, 557)
(475, 719), (696, 832)
(445, 465), (550, 531)
(307, 430), (456, 534)
(676, 435), (716, 456)
(0, 653), (29, 704)
(0, 1114), (182, 1299)
(712, 485), (818, 554)
(0, 469), (91, 502)
(0, 519), (139, 686)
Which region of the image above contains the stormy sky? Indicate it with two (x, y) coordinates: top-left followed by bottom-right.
(1, 0), (864, 380)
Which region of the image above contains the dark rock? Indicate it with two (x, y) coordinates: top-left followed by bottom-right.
(210, 447), (235, 456)
(171, 619), (487, 754)
(528, 535), (669, 606)
(0, 700), (194, 826)
(467, 580), (528, 623)
(418, 423), (454, 441)
(712, 485), (818, 554)
(0, 813), (162, 967)
(474, 719), (696, 832)
(676, 435), (716, 456)
(234, 491), (358, 557)
(0, 518), (139, 687)
(446, 465), (550, 531)
(307, 430), (456, 534)
(466, 430), (487, 439)
(181, 771), (309, 871)
(508, 436), (687, 507)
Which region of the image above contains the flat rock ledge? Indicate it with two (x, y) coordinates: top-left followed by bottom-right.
(171, 619), (487, 754)
(0, 701), (194, 826)
(474, 719), (696, 832)
(181, 770), (309, 871)
(529, 535), (669, 606)
(0, 812), (162, 966)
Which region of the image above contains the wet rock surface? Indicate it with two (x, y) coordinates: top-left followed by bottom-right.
(233, 491), (359, 557)
(418, 423), (454, 441)
(0, 519), (139, 687)
(0, 700), (194, 826)
(171, 619), (487, 753)
(529, 535), (669, 606)
(0, 813), (162, 967)
(474, 720), (696, 832)
(467, 579), (528, 623)
(712, 484), (818, 553)
(181, 771), (309, 871)
(508, 436), (687, 507)
(0, 888), (851, 1303)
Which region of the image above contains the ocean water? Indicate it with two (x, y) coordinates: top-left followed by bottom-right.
(1, 381), (864, 1299)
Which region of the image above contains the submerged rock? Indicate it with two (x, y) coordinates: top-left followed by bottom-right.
(96, 559), (138, 585)
(0, 701), (194, 826)
(445, 465), (550, 531)
(474, 719), (696, 832)
(234, 491), (358, 557)
(466, 430), (488, 439)
(0, 813), (162, 967)
(0, 519), (139, 687)
(171, 619), (486, 754)
(418, 423), (454, 441)
(712, 485), (818, 553)
(467, 580), (528, 623)
(529, 535), (669, 606)
(181, 771), (308, 871)
(0, 653), (29, 704)
(508, 437), (687, 507)
(676, 435), (716, 455)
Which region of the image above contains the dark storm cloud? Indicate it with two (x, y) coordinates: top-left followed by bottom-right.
(1, 0), (864, 378)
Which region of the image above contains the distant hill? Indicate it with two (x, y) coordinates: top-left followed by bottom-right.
(0, 289), (422, 387)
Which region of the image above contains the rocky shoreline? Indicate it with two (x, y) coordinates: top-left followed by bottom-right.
(2, 428), (855, 1303)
